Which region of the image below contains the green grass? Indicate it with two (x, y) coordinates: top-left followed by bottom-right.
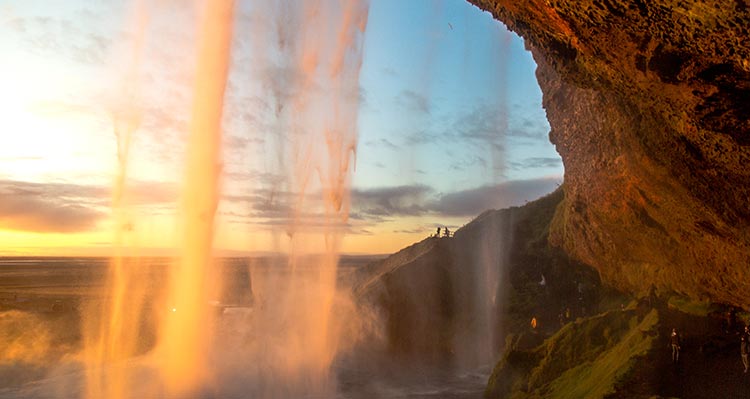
(666, 295), (717, 317)
(539, 309), (658, 399)
(486, 309), (659, 399)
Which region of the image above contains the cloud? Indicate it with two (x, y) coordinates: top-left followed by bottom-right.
(0, 174), (559, 236)
(449, 155), (489, 171)
(398, 90), (431, 114)
(405, 129), (440, 145)
(381, 67), (398, 77)
(0, 172), (557, 237)
(218, 184), (433, 233)
(0, 180), (104, 233)
(0, 179), (178, 233)
(507, 117), (550, 141)
(452, 103), (507, 142)
(223, 134), (264, 150)
(228, 177), (561, 228)
(223, 171), (284, 186)
(351, 185), (433, 217)
(10, 14), (111, 67)
(142, 107), (188, 139)
(510, 157), (562, 170)
(430, 177), (562, 216)
(392, 228), (424, 234)
(364, 138), (398, 150)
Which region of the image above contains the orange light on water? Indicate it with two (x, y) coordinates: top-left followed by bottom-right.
(155, 0), (235, 396)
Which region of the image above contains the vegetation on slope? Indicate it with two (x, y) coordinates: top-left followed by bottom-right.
(486, 309), (659, 399)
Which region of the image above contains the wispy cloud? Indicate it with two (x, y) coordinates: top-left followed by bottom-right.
(398, 89), (431, 114)
(0, 175), (560, 235)
(7, 13), (112, 67)
(510, 157), (562, 170)
(381, 66), (398, 78)
(0, 180), (105, 233)
(429, 177), (562, 216)
(449, 155), (489, 172)
(452, 103), (507, 142)
(351, 185), (433, 217)
(364, 138), (398, 150)
(0, 179), (178, 233)
(404, 129), (440, 145)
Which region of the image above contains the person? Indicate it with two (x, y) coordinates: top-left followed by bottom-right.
(436, 227), (441, 237)
(741, 326), (750, 373)
(530, 316), (537, 331)
(670, 328), (681, 363)
(444, 227), (450, 237)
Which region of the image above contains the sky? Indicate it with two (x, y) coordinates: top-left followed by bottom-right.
(0, 0), (562, 256)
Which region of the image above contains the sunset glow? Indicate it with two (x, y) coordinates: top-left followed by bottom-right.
(0, 0), (561, 256)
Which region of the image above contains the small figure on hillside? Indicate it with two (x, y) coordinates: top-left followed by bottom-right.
(444, 227), (450, 237)
(728, 308), (737, 333)
(564, 307), (571, 322)
(436, 227), (441, 238)
(741, 326), (750, 373)
(670, 328), (682, 363)
(530, 316), (538, 331)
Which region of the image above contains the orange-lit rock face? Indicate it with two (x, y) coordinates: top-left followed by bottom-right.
(470, 0), (750, 306)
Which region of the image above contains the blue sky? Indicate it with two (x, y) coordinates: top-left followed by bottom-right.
(0, 0), (562, 255)
(356, 0), (559, 194)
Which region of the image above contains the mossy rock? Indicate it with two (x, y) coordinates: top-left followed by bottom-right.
(666, 295), (721, 317)
(485, 309), (659, 399)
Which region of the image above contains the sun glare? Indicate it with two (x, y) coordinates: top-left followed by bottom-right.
(0, 60), (112, 184)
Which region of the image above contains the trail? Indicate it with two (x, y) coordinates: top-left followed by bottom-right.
(611, 302), (750, 399)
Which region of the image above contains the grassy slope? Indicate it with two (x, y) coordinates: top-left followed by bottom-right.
(539, 310), (658, 399)
(486, 309), (659, 399)
(484, 185), (659, 399)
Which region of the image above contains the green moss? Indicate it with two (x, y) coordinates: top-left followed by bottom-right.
(486, 309), (659, 399)
(539, 310), (658, 399)
(666, 295), (717, 317)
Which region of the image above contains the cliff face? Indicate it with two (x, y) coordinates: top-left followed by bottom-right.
(353, 189), (599, 367)
(354, 211), (515, 368)
(469, 0), (750, 306)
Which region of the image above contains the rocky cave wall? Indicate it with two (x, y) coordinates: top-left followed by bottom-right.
(468, 0), (750, 306)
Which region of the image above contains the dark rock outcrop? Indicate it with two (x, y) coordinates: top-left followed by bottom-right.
(469, 0), (750, 306)
(353, 189), (598, 367)
(354, 213), (514, 367)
